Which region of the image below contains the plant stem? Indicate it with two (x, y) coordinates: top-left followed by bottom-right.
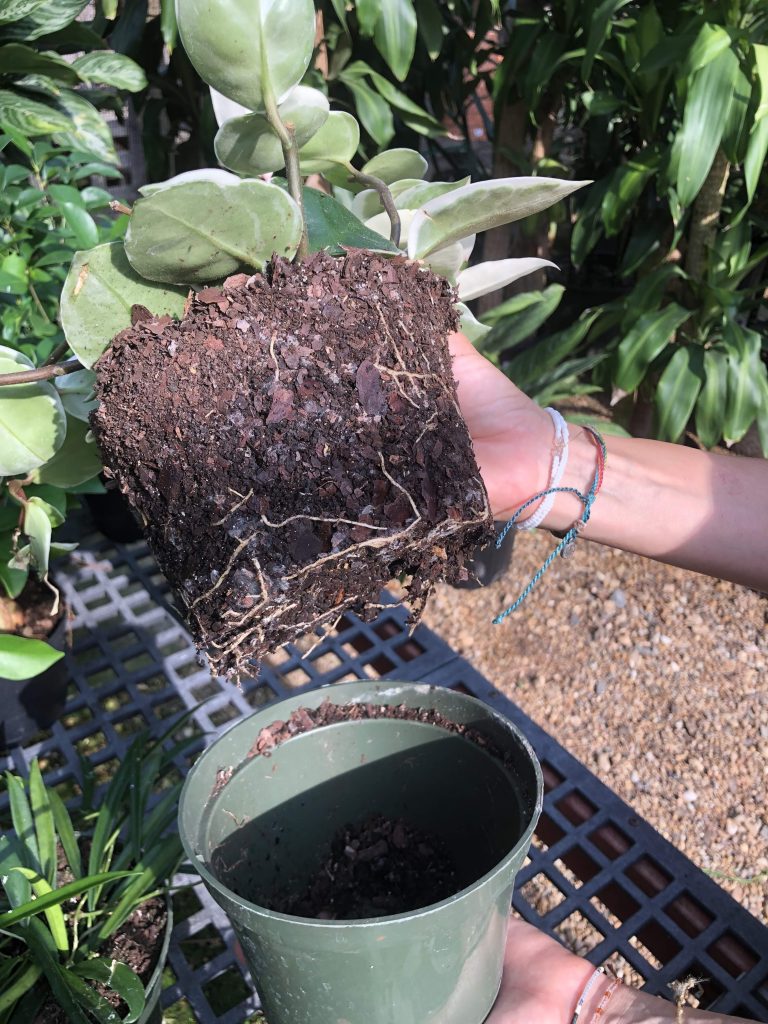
(42, 338), (70, 367)
(262, 80), (308, 261)
(685, 147), (730, 283)
(0, 356), (82, 386)
(345, 165), (401, 246)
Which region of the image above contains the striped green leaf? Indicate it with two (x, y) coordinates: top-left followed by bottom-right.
(28, 761), (56, 888)
(655, 345), (704, 442)
(372, 0), (417, 81)
(695, 348), (728, 449)
(722, 324), (762, 444)
(615, 303), (690, 392)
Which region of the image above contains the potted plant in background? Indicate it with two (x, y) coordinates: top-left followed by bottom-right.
(0, 719), (195, 1022)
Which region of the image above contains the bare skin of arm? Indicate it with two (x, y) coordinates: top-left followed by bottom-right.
(449, 332), (768, 593)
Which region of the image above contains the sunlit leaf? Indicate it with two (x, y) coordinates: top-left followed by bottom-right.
(360, 147), (427, 184)
(457, 258), (557, 301)
(210, 87), (251, 126)
(455, 302), (491, 344)
(0, 346), (66, 475)
(298, 110), (360, 174)
(303, 187), (398, 254)
(614, 303), (690, 392)
(372, 0), (417, 81)
(73, 52), (147, 91)
(0, 636), (63, 681)
(138, 168), (241, 196)
(408, 177), (589, 259)
(33, 416), (101, 487)
(60, 242), (187, 368)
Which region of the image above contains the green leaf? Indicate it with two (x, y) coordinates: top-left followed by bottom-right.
(138, 168), (240, 196)
(32, 415), (102, 487)
(504, 309), (602, 392)
(676, 46), (740, 207)
(0, 44), (79, 83)
(9, 867), (68, 953)
(59, 242), (187, 368)
(0, 635), (63, 681)
(391, 177), (469, 210)
(457, 258), (556, 301)
(683, 23), (732, 77)
(0, 0), (87, 40)
(303, 187), (399, 255)
(0, 833), (31, 909)
(721, 65), (751, 164)
(28, 761), (56, 888)
(50, 87), (118, 163)
(744, 113), (768, 203)
(601, 149), (658, 236)
(23, 497), (53, 576)
(355, 0), (379, 36)
(655, 345), (704, 442)
(582, 0), (633, 81)
(63, 971), (119, 1023)
(480, 285), (565, 358)
(615, 303), (690, 393)
(455, 302), (491, 344)
(0, 531), (28, 600)
(695, 347), (728, 449)
(754, 43), (768, 123)
(0, 89), (72, 135)
(47, 787), (82, 879)
(415, 0), (443, 58)
(360, 64), (445, 137)
(0, 0), (47, 24)
(0, 869), (137, 932)
(20, 919), (91, 1024)
(93, 837), (180, 943)
(160, 0), (178, 49)
(360, 147), (427, 184)
(408, 177), (589, 259)
(0, 346), (66, 476)
(125, 179), (302, 285)
(5, 772), (40, 874)
(722, 323), (762, 444)
(71, 959), (146, 1024)
(372, 0), (417, 80)
(53, 369), (96, 423)
(176, 0), (315, 110)
(72, 52), (147, 91)
(341, 75), (393, 147)
(214, 86), (330, 175)
(60, 201), (99, 249)
(298, 110), (360, 174)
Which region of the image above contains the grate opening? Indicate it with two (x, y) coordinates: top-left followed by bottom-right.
(556, 790), (597, 826)
(203, 967), (252, 1016)
(172, 887), (203, 925)
(62, 706), (93, 729)
(707, 932), (760, 978)
(625, 855), (672, 896)
(395, 637), (425, 661)
(366, 652), (397, 676)
(664, 892), (715, 938)
(179, 925), (226, 969)
(209, 704), (240, 727)
(520, 873), (567, 915)
(192, 681), (222, 701)
(591, 881), (640, 925)
(373, 619), (400, 641)
(309, 650), (343, 673)
(602, 951), (647, 988)
(589, 823), (632, 861)
(114, 713), (148, 737)
(76, 731), (108, 758)
(244, 683), (277, 708)
(280, 666), (311, 689)
(535, 811), (566, 848)
(672, 963), (726, 1010)
(542, 761), (565, 792)
(555, 846), (600, 887)
(631, 920), (681, 966)
(555, 911), (604, 956)
(101, 689), (132, 712)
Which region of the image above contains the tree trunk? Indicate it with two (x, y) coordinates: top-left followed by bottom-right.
(685, 148), (730, 283)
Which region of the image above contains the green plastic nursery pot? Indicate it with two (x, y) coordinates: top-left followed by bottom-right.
(178, 681), (542, 1024)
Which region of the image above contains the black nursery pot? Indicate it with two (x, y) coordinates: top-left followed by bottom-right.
(0, 613), (69, 752)
(453, 522), (515, 590)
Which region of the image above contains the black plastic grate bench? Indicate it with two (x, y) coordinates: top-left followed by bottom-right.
(2, 533), (766, 1023)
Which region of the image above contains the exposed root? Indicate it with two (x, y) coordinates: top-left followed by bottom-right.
(213, 488), (254, 527)
(188, 532), (257, 610)
(261, 513), (386, 532)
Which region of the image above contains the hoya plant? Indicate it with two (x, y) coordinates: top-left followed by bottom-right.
(0, 0), (586, 679)
(0, 720), (194, 1021)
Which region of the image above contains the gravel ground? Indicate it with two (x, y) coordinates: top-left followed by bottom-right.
(422, 529), (768, 925)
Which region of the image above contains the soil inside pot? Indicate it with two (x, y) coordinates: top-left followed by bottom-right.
(92, 249), (492, 678)
(0, 578), (62, 638)
(264, 814), (459, 919)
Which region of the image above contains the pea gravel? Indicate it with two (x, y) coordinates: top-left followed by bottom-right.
(422, 529), (768, 926)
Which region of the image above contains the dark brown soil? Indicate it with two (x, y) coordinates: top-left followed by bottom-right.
(264, 814), (459, 919)
(92, 249), (492, 677)
(0, 578), (63, 638)
(34, 896), (167, 1022)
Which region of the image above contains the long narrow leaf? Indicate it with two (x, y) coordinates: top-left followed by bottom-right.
(19, 919), (91, 1024)
(91, 837), (180, 945)
(0, 870), (136, 930)
(62, 970), (117, 1024)
(112, 785), (181, 871)
(695, 348), (728, 448)
(722, 323), (762, 443)
(5, 773), (41, 876)
(28, 761), (56, 889)
(615, 303), (690, 392)
(481, 285), (565, 357)
(47, 789), (82, 880)
(504, 309), (602, 391)
(0, 958), (41, 1016)
(582, 0), (633, 80)
(9, 868), (67, 954)
(0, 834), (31, 908)
(72, 958), (145, 1024)
(655, 345), (704, 442)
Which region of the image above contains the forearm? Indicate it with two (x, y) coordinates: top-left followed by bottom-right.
(543, 430), (768, 593)
(580, 975), (755, 1024)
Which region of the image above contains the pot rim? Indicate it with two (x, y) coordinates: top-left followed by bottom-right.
(179, 680), (543, 929)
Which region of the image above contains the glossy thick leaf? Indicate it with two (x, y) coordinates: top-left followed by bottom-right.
(33, 416), (101, 487)
(298, 111), (360, 174)
(695, 347), (728, 449)
(480, 285), (565, 358)
(71, 960), (145, 1024)
(72, 52), (147, 91)
(303, 187), (398, 255)
(723, 324), (762, 444)
(0, 0), (47, 23)
(615, 303), (690, 392)
(371, 0), (416, 80)
(393, 177), (469, 210)
(0, 636), (63, 681)
(125, 179), (302, 285)
(676, 46), (739, 207)
(457, 258), (557, 301)
(360, 148), (427, 184)
(0, 347), (66, 475)
(177, 0), (315, 110)
(365, 207), (414, 246)
(23, 497), (54, 575)
(655, 345), (704, 442)
(210, 87), (250, 126)
(0, 89), (71, 135)
(0, 0), (88, 40)
(341, 74), (393, 147)
(455, 302), (491, 344)
(138, 168), (240, 196)
(408, 177), (589, 259)
(421, 241), (464, 282)
(60, 201), (99, 249)
(54, 369), (96, 423)
(60, 242), (187, 368)
(215, 87), (329, 175)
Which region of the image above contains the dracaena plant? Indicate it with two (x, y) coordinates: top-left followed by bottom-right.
(0, 719), (196, 1022)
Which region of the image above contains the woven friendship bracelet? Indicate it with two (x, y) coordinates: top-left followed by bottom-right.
(571, 966), (607, 1024)
(515, 408), (569, 532)
(493, 425), (608, 625)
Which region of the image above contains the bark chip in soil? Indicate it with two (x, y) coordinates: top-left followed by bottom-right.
(92, 249), (492, 677)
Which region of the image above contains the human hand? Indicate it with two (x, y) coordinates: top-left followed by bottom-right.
(486, 917), (594, 1024)
(448, 332), (554, 521)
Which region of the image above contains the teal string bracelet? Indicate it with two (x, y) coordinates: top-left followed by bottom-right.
(493, 426), (607, 624)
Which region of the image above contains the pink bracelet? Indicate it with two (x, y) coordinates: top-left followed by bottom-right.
(571, 966), (607, 1023)
(589, 978), (621, 1023)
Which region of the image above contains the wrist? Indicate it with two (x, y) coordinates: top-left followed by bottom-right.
(542, 425), (600, 533)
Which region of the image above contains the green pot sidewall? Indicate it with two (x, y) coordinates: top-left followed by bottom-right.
(179, 681), (542, 1024)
